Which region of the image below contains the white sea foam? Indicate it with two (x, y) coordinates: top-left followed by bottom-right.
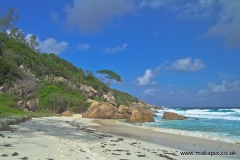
(149, 127), (239, 143)
(116, 121), (240, 143)
(121, 108), (240, 143)
(231, 109), (240, 113)
(157, 108), (240, 121)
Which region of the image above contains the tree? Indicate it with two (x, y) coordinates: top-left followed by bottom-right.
(85, 70), (94, 80)
(18, 69), (38, 102)
(9, 27), (25, 42)
(0, 8), (18, 38)
(0, 41), (4, 55)
(27, 34), (39, 52)
(96, 69), (122, 87)
(0, 8), (19, 54)
(86, 70), (94, 77)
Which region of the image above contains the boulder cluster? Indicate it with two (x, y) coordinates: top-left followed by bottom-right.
(82, 101), (155, 123)
(81, 102), (188, 122)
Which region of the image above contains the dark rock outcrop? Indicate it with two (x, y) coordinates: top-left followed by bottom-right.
(162, 112), (187, 120)
(128, 108), (155, 123)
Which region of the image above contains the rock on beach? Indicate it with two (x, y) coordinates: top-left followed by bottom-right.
(162, 112), (187, 120)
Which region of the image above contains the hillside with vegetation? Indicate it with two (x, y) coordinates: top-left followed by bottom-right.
(0, 8), (139, 114)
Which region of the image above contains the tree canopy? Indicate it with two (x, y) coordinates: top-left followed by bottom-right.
(0, 8), (18, 33)
(96, 69), (122, 87)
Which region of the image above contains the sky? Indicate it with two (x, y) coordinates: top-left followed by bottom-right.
(1, 0), (240, 108)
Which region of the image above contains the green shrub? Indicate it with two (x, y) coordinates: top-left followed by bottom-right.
(0, 92), (23, 114)
(113, 89), (138, 107)
(37, 84), (86, 112)
(0, 57), (18, 85)
(71, 101), (92, 113)
(93, 96), (103, 101)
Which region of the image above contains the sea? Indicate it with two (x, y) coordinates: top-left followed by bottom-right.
(131, 107), (240, 143)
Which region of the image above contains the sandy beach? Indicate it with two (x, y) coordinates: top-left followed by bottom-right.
(0, 115), (238, 160)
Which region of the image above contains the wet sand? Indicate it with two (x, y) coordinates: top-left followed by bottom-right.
(90, 119), (240, 159)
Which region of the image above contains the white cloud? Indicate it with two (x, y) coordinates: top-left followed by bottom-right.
(77, 43), (91, 51)
(204, 0), (240, 49)
(138, 0), (217, 19)
(143, 89), (156, 96)
(197, 80), (240, 99)
(105, 43), (127, 54)
(65, 0), (136, 33)
(173, 0), (218, 19)
(138, 0), (166, 9)
(62, 0), (240, 47)
(208, 80), (240, 92)
(39, 38), (68, 55)
(169, 57), (206, 72)
(25, 34), (68, 55)
(137, 0), (240, 48)
(137, 69), (156, 86)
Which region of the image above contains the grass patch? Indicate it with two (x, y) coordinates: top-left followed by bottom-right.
(0, 92), (23, 114)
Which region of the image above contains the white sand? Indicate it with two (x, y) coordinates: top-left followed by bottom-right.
(0, 115), (235, 160)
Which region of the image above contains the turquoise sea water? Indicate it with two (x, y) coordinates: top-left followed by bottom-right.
(132, 107), (240, 143)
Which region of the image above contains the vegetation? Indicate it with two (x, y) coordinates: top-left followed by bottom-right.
(0, 7), (140, 114)
(113, 89), (138, 107)
(83, 73), (110, 96)
(0, 57), (18, 85)
(97, 69), (122, 87)
(0, 92), (22, 114)
(37, 83), (90, 113)
(93, 96), (103, 101)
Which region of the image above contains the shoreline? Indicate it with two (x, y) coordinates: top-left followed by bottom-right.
(0, 115), (238, 159)
(90, 119), (240, 159)
(116, 120), (240, 144)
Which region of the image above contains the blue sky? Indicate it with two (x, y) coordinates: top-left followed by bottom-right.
(2, 0), (240, 108)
